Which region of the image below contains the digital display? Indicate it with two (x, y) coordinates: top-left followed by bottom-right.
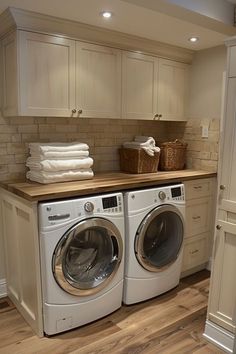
(102, 196), (118, 209)
(171, 187), (181, 198)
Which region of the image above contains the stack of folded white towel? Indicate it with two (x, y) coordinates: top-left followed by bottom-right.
(26, 142), (94, 184)
(123, 136), (160, 156)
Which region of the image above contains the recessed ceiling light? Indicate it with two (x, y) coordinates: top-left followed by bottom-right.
(101, 11), (112, 19)
(188, 36), (199, 43)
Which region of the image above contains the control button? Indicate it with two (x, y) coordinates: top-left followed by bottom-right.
(112, 208), (115, 213)
(115, 207), (118, 212)
(119, 207), (122, 212)
(46, 207), (51, 212)
(84, 202), (94, 213)
(158, 191), (166, 200)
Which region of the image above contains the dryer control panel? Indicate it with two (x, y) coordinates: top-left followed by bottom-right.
(157, 184), (185, 202)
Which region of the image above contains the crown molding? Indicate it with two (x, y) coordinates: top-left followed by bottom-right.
(0, 7), (194, 63)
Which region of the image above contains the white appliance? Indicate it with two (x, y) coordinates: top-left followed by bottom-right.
(123, 184), (185, 304)
(38, 192), (124, 335)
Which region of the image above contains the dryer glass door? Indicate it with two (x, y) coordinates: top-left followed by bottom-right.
(135, 205), (184, 272)
(52, 218), (123, 296)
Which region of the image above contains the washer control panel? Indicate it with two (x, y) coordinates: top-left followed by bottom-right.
(102, 194), (123, 213)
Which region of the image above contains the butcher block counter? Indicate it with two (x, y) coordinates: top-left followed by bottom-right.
(0, 169), (216, 202)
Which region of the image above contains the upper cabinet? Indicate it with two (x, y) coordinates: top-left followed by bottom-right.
(122, 51), (158, 120)
(2, 31), (76, 117)
(1, 29), (190, 120)
(122, 51), (189, 121)
(76, 42), (121, 119)
(158, 59), (189, 121)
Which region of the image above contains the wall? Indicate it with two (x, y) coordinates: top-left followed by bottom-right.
(188, 45), (227, 120)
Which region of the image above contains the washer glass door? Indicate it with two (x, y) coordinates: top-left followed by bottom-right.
(135, 205), (184, 272)
(52, 218), (123, 296)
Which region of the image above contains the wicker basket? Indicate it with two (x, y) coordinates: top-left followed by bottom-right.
(119, 148), (160, 174)
(159, 139), (187, 171)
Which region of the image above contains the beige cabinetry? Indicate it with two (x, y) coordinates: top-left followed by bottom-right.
(122, 51), (158, 120)
(2, 31), (122, 118)
(0, 188), (43, 336)
(205, 43), (236, 351)
(2, 31), (76, 117)
(157, 59), (189, 121)
(1, 28), (189, 120)
(76, 42), (121, 118)
(182, 178), (215, 274)
(122, 51), (189, 121)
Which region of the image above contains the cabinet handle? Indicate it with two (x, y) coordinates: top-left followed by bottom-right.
(194, 185), (202, 190)
(192, 216), (201, 220)
(78, 109), (83, 114)
(71, 109), (76, 114)
(154, 114), (159, 120)
(220, 185), (226, 190)
(216, 224), (222, 230)
(190, 249), (199, 255)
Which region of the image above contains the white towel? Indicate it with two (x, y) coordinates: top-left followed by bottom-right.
(26, 169), (94, 184)
(29, 142), (89, 154)
(29, 150), (89, 160)
(26, 157), (94, 172)
(123, 141), (160, 156)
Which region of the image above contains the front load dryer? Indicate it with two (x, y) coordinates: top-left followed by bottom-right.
(38, 192), (124, 335)
(123, 184), (185, 305)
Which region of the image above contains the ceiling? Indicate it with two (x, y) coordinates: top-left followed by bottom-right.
(0, 0), (235, 50)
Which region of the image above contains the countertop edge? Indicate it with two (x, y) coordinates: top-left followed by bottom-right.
(0, 170), (217, 202)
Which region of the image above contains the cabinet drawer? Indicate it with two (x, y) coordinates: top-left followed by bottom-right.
(185, 178), (213, 200)
(185, 197), (212, 238)
(182, 233), (209, 272)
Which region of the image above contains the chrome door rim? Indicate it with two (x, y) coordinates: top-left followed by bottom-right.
(52, 217), (123, 296)
(135, 205), (184, 272)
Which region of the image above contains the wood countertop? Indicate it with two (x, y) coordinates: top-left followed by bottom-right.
(0, 170), (216, 202)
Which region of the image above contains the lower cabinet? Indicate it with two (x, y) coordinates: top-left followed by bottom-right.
(182, 178), (216, 275)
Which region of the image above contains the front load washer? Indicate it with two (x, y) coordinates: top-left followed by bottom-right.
(38, 192), (124, 335)
(123, 184), (185, 305)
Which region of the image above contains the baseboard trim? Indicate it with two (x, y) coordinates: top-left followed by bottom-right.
(204, 320), (235, 353)
(0, 279), (7, 298)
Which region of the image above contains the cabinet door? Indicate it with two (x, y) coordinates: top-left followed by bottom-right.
(18, 31), (76, 116)
(157, 59), (189, 121)
(76, 42), (121, 118)
(208, 217), (236, 333)
(122, 51), (158, 120)
(182, 233), (209, 272)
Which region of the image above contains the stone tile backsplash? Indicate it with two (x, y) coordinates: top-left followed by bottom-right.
(0, 113), (220, 181)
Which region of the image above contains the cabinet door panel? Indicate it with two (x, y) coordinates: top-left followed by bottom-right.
(2, 32), (18, 116)
(19, 31), (75, 116)
(158, 59), (189, 121)
(76, 42), (121, 118)
(122, 51), (158, 120)
(220, 78), (236, 203)
(209, 220), (236, 333)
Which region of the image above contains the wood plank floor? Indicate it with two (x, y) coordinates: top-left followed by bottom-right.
(0, 271), (224, 354)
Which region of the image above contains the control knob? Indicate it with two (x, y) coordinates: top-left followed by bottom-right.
(84, 201), (94, 213)
(158, 191), (166, 200)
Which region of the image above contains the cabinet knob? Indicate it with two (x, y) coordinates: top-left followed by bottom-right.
(71, 109), (76, 114)
(154, 114), (159, 120)
(78, 109), (83, 115)
(220, 185), (226, 190)
(216, 225), (222, 230)
(158, 114), (162, 119)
